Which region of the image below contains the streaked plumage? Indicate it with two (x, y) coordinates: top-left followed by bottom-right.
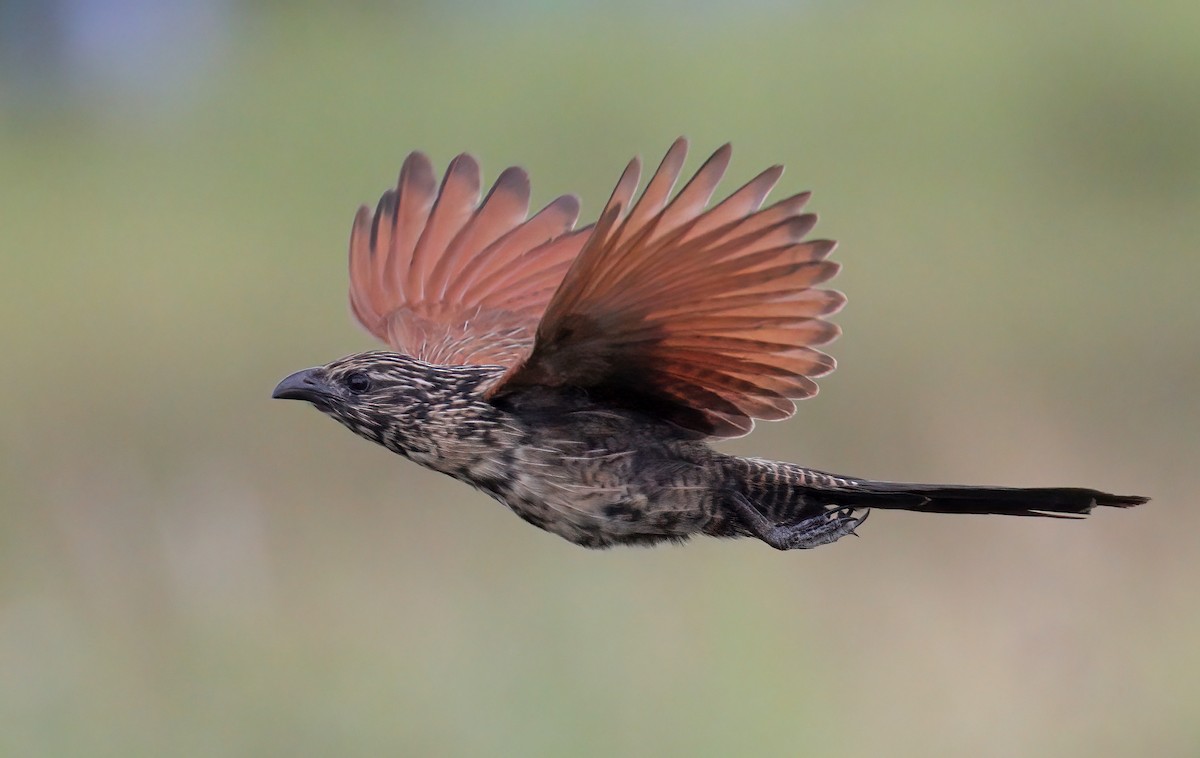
(274, 139), (1146, 551)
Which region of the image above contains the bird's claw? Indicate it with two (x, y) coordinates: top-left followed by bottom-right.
(776, 507), (869, 549)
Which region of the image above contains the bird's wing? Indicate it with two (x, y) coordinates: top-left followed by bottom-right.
(486, 138), (845, 438)
(348, 152), (589, 366)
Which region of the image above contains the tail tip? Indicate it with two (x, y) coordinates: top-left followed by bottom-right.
(1096, 493), (1149, 509)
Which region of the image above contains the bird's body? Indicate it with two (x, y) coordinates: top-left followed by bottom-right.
(274, 140), (1145, 551)
(310, 352), (725, 547)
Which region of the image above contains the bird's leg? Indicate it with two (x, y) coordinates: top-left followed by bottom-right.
(726, 491), (869, 550)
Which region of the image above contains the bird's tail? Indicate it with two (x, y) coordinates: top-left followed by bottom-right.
(808, 480), (1148, 518)
(725, 456), (1148, 522)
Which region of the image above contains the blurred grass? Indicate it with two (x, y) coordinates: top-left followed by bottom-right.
(1, 2), (1198, 756)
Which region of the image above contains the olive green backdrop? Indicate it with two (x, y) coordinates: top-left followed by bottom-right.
(2, 2), (1196, 755)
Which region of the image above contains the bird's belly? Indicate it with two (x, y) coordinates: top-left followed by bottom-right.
(498, 486), (711, 548)
(471, 450), (716, 548)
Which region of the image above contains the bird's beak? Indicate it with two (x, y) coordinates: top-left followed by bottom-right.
(272, 368), (330, 403)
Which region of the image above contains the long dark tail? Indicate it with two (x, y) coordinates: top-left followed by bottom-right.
(813, 480), (1148, 518)
(726, 456), (1148, 520)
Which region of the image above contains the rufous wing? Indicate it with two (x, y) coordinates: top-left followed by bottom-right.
(487, 138), (845, 438)
(348, 152), (589, 366)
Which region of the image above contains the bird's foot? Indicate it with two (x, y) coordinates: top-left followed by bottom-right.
(727, 491), (869, 551)
(774, 507), (869, 549)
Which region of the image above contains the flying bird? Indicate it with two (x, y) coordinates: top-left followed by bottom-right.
(273, 139), (1146, 550)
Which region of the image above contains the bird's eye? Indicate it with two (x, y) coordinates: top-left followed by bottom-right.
(344, 372), (372, 394)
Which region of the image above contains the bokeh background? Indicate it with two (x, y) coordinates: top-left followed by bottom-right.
(2, 1), (1197, 755)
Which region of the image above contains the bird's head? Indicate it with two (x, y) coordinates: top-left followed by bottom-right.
(272, 351), (502, 459)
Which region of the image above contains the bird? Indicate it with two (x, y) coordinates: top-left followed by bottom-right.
(273, 138), (1147, 551)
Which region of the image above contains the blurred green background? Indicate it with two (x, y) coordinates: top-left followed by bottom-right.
(2, 1), (1197, 756)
